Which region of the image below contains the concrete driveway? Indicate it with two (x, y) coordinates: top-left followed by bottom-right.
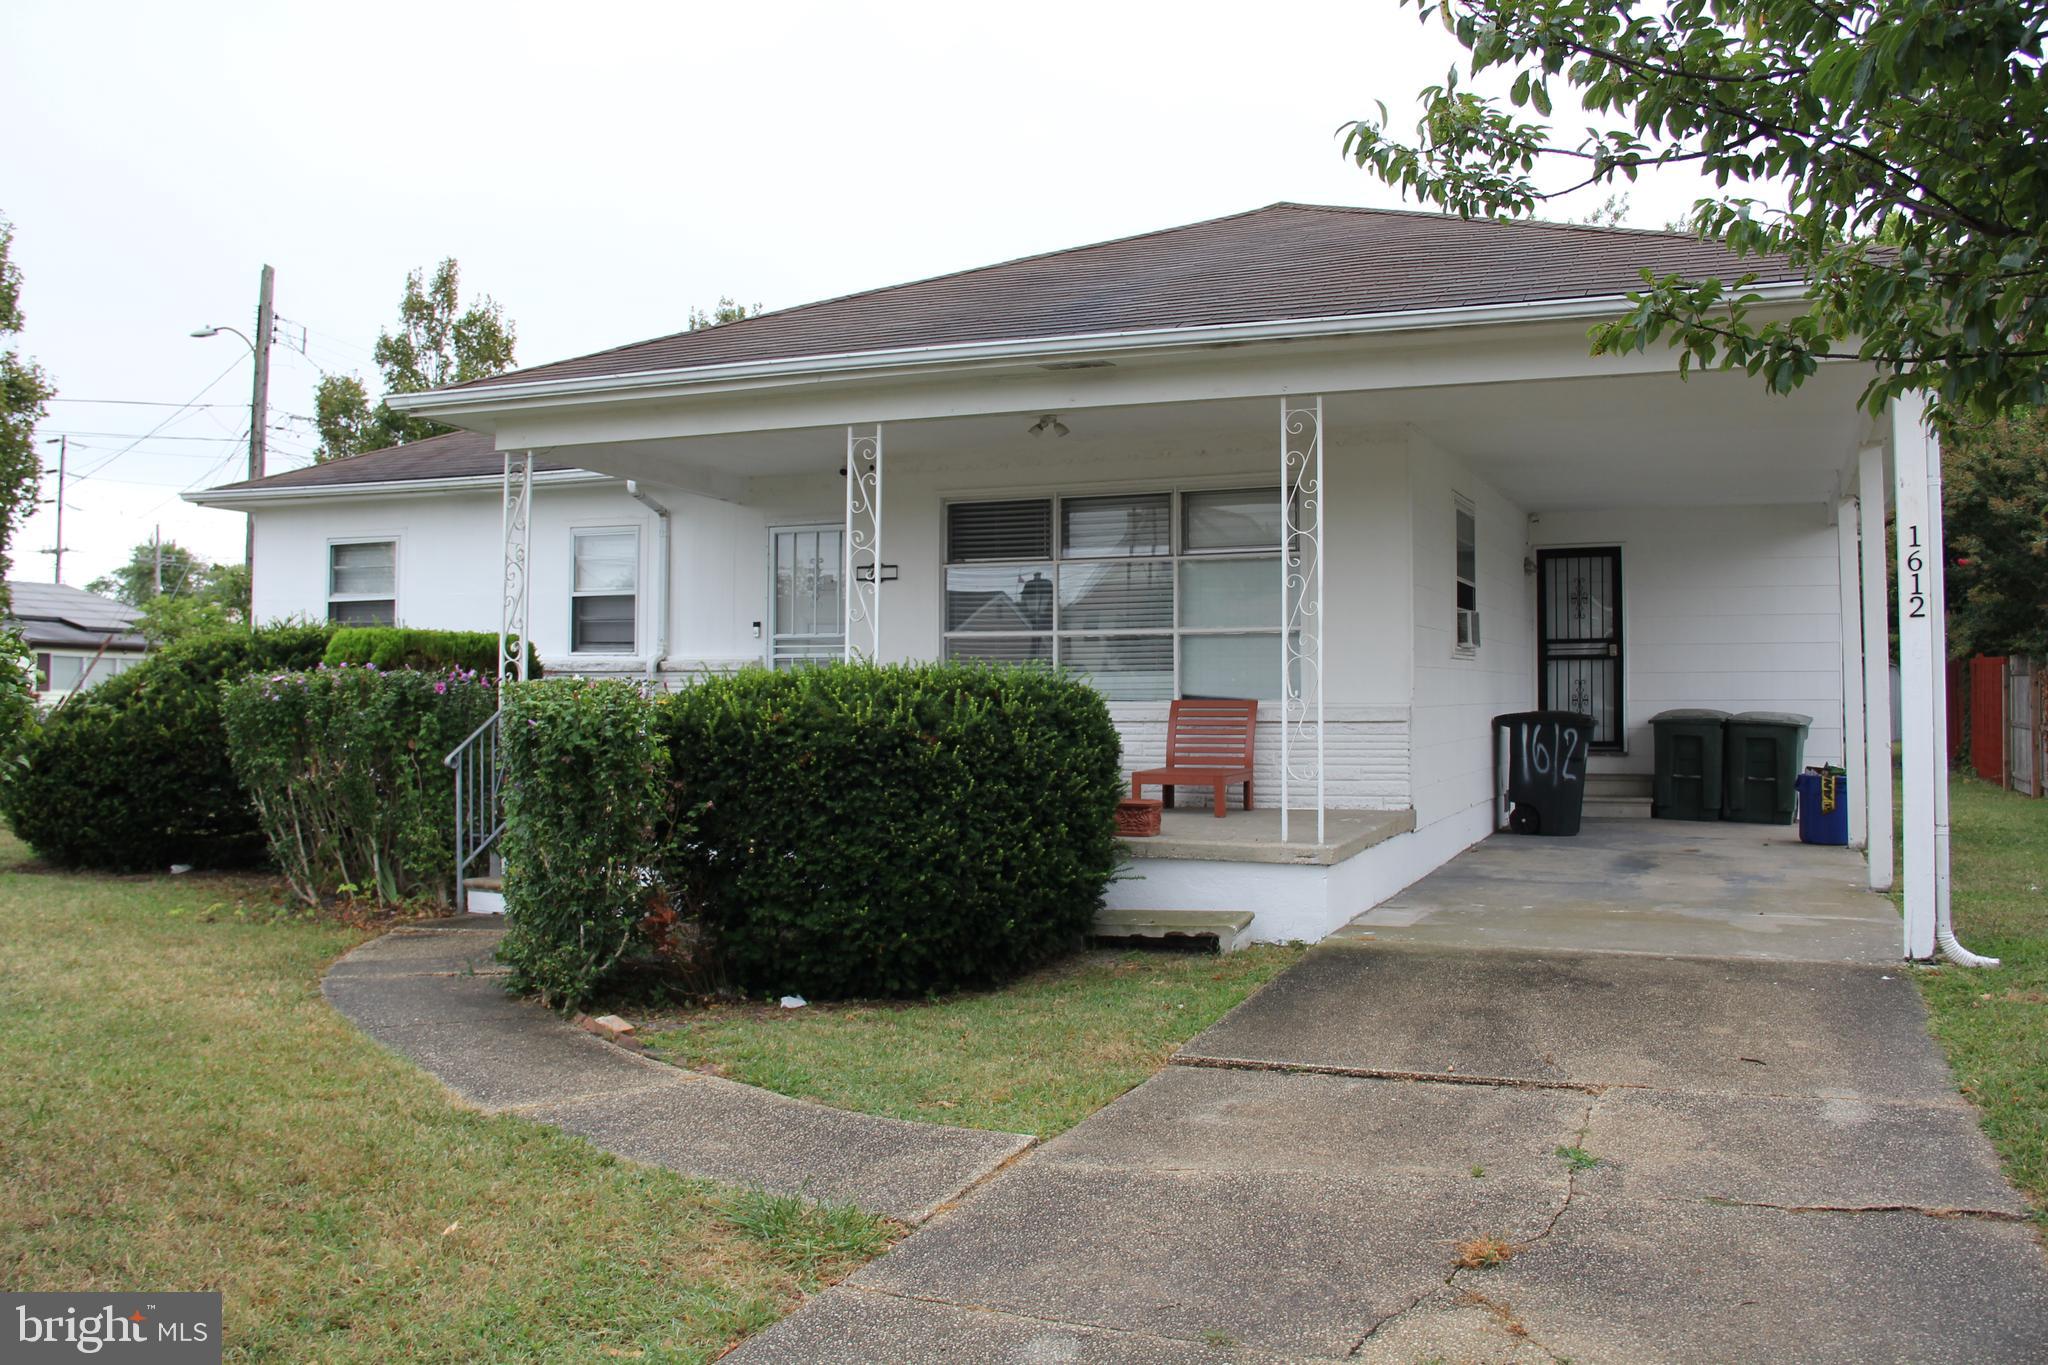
(738, 941), (2048, 1363)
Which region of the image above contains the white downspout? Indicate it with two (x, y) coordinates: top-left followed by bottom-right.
(625, 481), (672, 684)
(1924, 437), (1999, 967)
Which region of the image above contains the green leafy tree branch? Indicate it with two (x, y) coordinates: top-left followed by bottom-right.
(1341, 0), (2048, 418)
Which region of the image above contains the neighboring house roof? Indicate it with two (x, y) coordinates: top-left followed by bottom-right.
(6, 581), (149, 651)
(443, 202), (1802, 393)
(202, 428), (584, 496)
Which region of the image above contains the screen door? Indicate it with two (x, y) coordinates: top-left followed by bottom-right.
(1537, 547), (1624, 751)
(770, 526), (845, 666)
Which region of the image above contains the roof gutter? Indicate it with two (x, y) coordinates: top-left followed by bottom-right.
(182, 468), (612, 508)
(386, 281), (1814, 418)
(624, 481), (671, 681)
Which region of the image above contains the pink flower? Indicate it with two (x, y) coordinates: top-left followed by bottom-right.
(433, 681), (448, 695)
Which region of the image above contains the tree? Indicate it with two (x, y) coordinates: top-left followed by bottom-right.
(87, 539), (211, 606)
(313, 259), (517, 461)
(86, 539), (250, 645)
(688, 296), (762, 330)
(1943, 409), (2048, 659)
(0, 214), (53, 611)
(1341, 1), (2048, 419)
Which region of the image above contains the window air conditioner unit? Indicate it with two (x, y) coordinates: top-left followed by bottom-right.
(1457, 608), (1481, 650)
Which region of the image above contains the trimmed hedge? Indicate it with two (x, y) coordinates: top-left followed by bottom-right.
(662, 662), (1124, 999)
(323, 627), (540, 678)
(498, 679), (668, 1007)
(1, 623), (336, 871)
(221, 665), (498, 907)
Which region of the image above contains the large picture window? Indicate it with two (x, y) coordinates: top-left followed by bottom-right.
(571, 528), (638, 654)
(943, 488), (1287, 700)
(328, 540), (396, 626)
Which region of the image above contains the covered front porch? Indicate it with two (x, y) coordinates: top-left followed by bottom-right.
(446, 316), (1961, 959)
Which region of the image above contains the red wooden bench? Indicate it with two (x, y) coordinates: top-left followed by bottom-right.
(1130, 698), (1257, 819)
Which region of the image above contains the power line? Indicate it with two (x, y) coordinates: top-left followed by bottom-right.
(69, 356), (247, 482)
(46, 398), (246, 409)
(47, 429), (278, 443)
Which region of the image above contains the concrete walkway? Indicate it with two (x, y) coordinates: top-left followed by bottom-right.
(321, 919), (1031, 1224)
(739, 941), (2048, 1363)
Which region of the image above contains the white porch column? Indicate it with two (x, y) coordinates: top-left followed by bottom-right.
(1893, 397), (1939, 958)
(1279, 396), (1325, 844)
(499, 449), (534, 682)
(1835, 494), (1867, 847)
(844, 425), (883, 663)
(1858, 443), (1892, 890)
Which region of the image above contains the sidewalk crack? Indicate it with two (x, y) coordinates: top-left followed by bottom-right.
(1700, 1195), (2031, 1222)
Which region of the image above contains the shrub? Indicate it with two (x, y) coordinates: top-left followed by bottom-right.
(220, 665), (498, 907)
(1, 623), (336, 871)
(0, 630), (37, 764)
(323, 626), (540, 678)
(498, 679), (667, 1007)
(661, 661), (1124, 999)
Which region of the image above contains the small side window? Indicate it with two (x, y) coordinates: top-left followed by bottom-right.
(1453, 497), (1478, 655)
(572, 529), (639, 654)
(328, 540), (397, 626)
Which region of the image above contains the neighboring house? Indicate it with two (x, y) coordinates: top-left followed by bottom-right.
(5, 581), (151, 702)
(189, 202), (1930, 947)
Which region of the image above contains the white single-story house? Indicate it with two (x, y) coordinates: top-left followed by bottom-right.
(189, 202), (1967, 959)
(6, 581), (151, 702)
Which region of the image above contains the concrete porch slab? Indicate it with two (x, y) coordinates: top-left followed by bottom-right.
(1120, 806), (1414, 866)
(1340, 817), (1898, 963)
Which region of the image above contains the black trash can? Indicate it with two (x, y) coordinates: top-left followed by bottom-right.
(1650, 709), (1730, 821)
(1722, 711), (1811, 824)
(1493, 710), (1596, 836)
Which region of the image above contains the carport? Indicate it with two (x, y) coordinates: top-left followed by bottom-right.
(1339, 818), (1898, 963)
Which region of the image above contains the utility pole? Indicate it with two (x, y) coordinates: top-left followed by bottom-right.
(153, 526), (162, 596)
(40, 434), (67, 584)
(247, 263), (275, 588)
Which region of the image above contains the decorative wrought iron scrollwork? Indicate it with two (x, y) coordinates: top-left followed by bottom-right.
(499, 451), (533, 683)
(844, 425), (883, 662)
(1280, 396), (1325, 844)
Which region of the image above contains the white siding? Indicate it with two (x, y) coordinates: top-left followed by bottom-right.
(1408, 433), (1537, 830)
(1530, 504), (1846, 771)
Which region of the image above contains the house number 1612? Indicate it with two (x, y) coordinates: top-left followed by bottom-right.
(1903, 525), (1928, 620)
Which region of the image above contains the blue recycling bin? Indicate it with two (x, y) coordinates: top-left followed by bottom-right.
(1795, 765), (1850, 846)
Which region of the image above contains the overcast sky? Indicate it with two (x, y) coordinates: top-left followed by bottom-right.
(3, 0), (1717, 591)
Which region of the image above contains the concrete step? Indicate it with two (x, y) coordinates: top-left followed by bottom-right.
(1091, 908), (1255, 954)
(463, 876), (506, 916)
(1585, 772), (1653, 799)
(1583, 795), (1654, 820)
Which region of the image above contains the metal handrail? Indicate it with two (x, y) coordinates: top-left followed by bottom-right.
(444, 706), (507, 913)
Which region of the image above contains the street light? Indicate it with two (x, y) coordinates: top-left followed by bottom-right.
(190, 264), (275, 598)
(189, 324), (253, 349)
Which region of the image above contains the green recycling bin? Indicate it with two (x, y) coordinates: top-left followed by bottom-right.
(1650, 709), (1729, 821)
(1722, 711), (1811, 824)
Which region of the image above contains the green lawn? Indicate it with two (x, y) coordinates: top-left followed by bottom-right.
(0, 834), (892, 1363)
(638, 946), (1302, 1138)
(1916, 774), (2048, 1220)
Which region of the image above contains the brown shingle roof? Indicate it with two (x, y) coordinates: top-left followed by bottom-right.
(450, 202), (1800, 392)
(203, 428), (579, 494)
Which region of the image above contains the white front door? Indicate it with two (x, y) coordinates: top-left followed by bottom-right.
(769, 525), (845, 666)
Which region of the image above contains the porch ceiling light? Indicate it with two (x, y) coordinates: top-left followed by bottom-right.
(1028, 413), (1070, 437)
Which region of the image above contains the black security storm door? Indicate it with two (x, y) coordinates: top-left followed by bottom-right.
(1537, 547), (1624, 752)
